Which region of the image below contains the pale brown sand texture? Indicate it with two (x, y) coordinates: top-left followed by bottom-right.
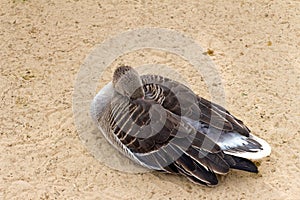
(1, 0), (299, 199)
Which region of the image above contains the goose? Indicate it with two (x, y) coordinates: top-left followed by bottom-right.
(90, 66), (271, 186)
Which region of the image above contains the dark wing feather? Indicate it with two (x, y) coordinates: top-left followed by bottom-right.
(175, 153), (218, 185)
(185, 147), (229, 175)
(223, 154), (258, 173)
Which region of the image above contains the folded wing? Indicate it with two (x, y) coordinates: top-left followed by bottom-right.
(141, 75), (271, 159)
(108, 92), (257, 186)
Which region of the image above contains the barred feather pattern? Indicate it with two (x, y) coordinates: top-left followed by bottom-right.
(92, 67), (271, 186)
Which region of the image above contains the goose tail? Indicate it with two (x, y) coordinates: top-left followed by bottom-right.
(220, 133), (272, 160)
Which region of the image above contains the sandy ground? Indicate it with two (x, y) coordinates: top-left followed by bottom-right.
(1, 0), (299, 199)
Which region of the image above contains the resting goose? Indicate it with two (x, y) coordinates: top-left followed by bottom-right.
(91, 66), (271, 186)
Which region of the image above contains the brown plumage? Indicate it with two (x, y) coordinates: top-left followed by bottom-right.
(91, 66), (271, 186)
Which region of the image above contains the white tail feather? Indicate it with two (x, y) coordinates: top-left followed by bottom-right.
(223, 134), (271, 160)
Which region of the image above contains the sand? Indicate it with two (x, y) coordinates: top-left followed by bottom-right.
(1, 0), (299, 199)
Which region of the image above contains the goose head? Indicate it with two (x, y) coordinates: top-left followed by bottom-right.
(113, 66), (145, 100)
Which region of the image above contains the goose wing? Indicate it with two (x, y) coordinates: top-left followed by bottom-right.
(141, 74), (250, 136)
(108, 93), (257, 186)
(140, 75), (272, 159)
